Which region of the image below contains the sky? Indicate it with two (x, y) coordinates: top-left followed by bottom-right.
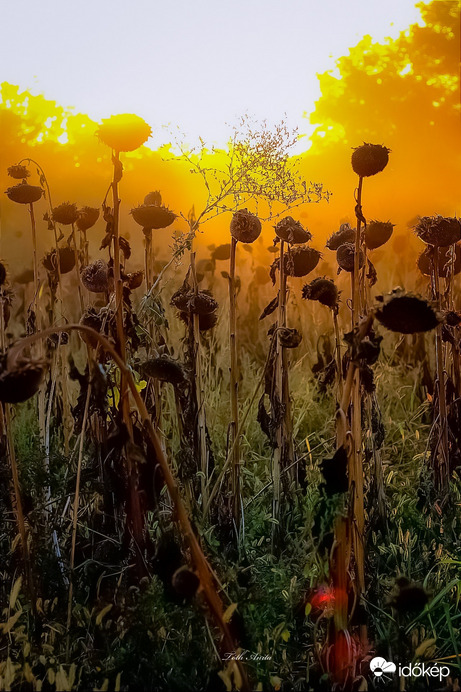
(1, 0), (424, 148)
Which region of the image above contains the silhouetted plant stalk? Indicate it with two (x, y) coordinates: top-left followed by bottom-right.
(332, 306), (343, 399)
(5, 169), (49, 502)
(331, 144), (390, 664)
(189, 240), (209, 509)
(174, 120), (327, 525)
(66, 382), (91, 659)
(8, 323), (250, 691)
(432, 246), (449, 493)
(228, 236), (240, 530)
(96, 115), (155, 567)
(17, 158), (73, 455)
(415, 215), (461, 495)
(272, 238), (287, 542)
(302, 276), (343, 400)
(270, 222), (320, 545)
(131, 191), (176, 443)
(0, 282), (36, 608)
(349, 171), (367, 651)
(228, 209), (262, 537)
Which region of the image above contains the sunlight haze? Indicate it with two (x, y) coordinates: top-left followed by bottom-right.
(1, 0), (424, 146)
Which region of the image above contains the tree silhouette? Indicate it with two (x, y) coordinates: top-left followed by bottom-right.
(304, 0), (460, 233)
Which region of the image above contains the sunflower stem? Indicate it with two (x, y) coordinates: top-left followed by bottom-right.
(228, 236), (241, 537)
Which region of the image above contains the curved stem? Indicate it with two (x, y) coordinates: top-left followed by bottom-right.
(7, 325), (250, 691)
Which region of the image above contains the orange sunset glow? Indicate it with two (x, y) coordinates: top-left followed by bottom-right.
(0, 1), (458, 278)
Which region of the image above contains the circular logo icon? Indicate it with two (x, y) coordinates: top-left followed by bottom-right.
(370, 657), (397, 677)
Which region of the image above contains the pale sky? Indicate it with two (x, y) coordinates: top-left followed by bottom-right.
(1, 0), (423, 147)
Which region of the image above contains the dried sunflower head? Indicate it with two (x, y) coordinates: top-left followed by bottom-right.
(445, 310), (461, 327)
(283, 245), (321, 277)
(417, 245), (461, 278)
(277, 327), (303, 348)
(365, 220), (394, 250)
(274, 216), (312, 245)
(375, 290), (441, 334)
(0, 353), (45, 403)
(171, 566), (200, 599)
(76, 206), (100, 231)
(302, 277), (339, 308)
(43, 247), (76, 275)
(336, 243), (364, 272)
(80, 259), (109, 293)
(5, 182), (43, 205)
(171, 287), (218, 315)
(326, 222), (356, 250)
(351, 143), (390, 177)
(415, 215), (461, 247)
(320, 446), (348, 496)
(97, 114), (152, 152)
(344, 326), (382, 365)
(52, 202), (79, 226)
(130, 203), (176, 230)
(7, 164), (30, 180)
(124, 270), (144, 290)
(388, 577), (430, 614)
(179, 309), (218, 331)
(140, 355), (186, 386)
(230, 209), (261, 244)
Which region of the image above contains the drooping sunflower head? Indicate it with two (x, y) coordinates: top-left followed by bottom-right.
(97, 114), (152, 152)
(7, 164), (30, 180)
(76, 206), (100, 231)
(365, 220), (394, 250)
(5, 182), (43, 205)
(351, 143), (390, 177)
(52, 202), (79, 226)
(302, 277), (339, 309)
(230, 209), (262, 244)
(375, 290), (441, 334)
(274, 216), (311, 245)
(326, 223), (355, 251)
(415, 215), (461, 248)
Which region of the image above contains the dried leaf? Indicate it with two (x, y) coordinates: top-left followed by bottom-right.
(259, 295), (278, 320)
(9, 576), (22, 610)
(223, 602), (238, 623)
(414, 638), (437, 658)
(95, 603), (113, 625)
